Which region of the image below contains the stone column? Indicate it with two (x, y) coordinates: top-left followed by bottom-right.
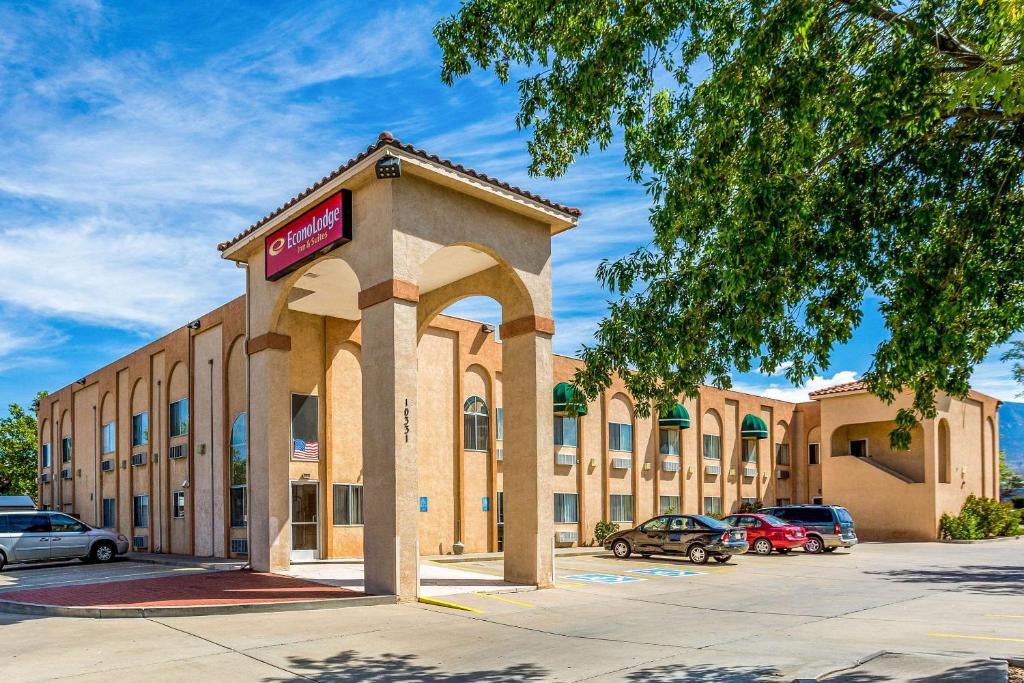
(359, 282), (420, 600)
(247, 333), (291, 572)
(500, 316), (555, 588)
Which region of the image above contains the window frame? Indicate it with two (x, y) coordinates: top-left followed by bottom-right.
(609, 494), (634, 523)
(41, 442), (51, 468)
(775, 443), (790, 466)
(608, 422), (633, 452)
(172, 490), (185, 519)
(61, 436), (72, 463)
(290, 393), (320, 461)
(131, 411), (149, 448)
(849, 438), (868, 457)
(100, 422), (115, 454)
(169, 398), (189, 438)
(659, 495), (680, 514)
(463, 395), (490, 452)
(742, 438), (758, 463)
(703, 434), (721, 460)
(332, 483), (365, 526)
(230, 413), (248, 528)
(553, 492), (579, 524)
(553, 415), (578, 448)
(659, 428), (680, 456)
(703, 496), (722, 516)
(808, 442), (820, 465)
(133, 494), (149, 528)
(101, 498), (116, 529)
(495, 407), (503, 442)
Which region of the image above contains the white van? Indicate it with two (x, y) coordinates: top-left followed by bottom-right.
(0, 510), (130, 570)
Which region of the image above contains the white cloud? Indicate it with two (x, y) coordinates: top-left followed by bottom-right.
(970, 350), (1021, 402)
(733, 370), (860, 403)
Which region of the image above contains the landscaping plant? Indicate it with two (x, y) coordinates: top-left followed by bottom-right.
(594, 520), (620, 544)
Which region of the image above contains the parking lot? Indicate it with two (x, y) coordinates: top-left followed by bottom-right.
(1, 540), (1022, 681)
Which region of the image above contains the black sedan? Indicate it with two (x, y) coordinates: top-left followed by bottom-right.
(603, 514), (748, 564)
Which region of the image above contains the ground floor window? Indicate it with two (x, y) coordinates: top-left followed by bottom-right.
(230, 487), (247, 528)
(776, 498), (792, 506)
(610, 494), (633, 523)
(554, 493), (578, 523)
(101, 498), (115, 528)
(333, 484), (364, 525)
(496, 491), (504, 552)
(741, 497), (757, 509)
(172, 491), (185, 518)
(133, 495), (149, 528)
(659, 495), (679, 514)
(811, 496), (823, 505)
(703, 496), (722, 516)
(808, 443), (820, 465)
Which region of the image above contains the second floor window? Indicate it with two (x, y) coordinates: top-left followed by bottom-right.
(169, 399), (189, 437)
(742, 439), (758, 463)
(463, 396), (489, 451)
(808, 443), (820, 465)
(132, 412), (149, 447)
(553, 416), (578, 447)
(608, 422), (633, 452)
(703, 434), (721, 460)
(101, 422), (115, 454)
(41, 443), (51, 468)
(659, 428), (680, 456)
(61, 436), (72, 463)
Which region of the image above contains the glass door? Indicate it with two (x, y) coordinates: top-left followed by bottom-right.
(290, 481), (319, 561)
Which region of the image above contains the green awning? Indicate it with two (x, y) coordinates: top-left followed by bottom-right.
(741, 414), (769, 439)
(553, 382), (588, 416)
(658, 403), (691, 429)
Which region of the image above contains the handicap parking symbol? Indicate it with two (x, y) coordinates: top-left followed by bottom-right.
(563, 572), (644, 584)
(628, 568), (702, 577)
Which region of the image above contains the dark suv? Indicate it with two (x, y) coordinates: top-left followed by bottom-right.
(758, 505), (857, 553)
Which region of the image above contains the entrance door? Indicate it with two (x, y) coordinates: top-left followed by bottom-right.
(290, 481), (319, 561)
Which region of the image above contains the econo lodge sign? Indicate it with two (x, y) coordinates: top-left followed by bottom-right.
(265, 189), (352, 281)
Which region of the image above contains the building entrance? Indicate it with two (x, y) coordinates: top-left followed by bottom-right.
(290, 481), (319, 561)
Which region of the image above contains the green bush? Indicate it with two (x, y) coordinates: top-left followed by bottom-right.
(940, 495), (1022, 540)
(738, 499), (762, 513)
(594, 520), (619, 544)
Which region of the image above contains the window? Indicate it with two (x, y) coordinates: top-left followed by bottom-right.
(495, 407), (503, 441)
(61, 436), (72, 463)
(553, 416), (578, 447)
(808, 443), (820, 465)
(703, 434), (721, 460)
(742, 439), (758, 463)
(291, 394), (319, 461)
(849, 439), (868, 457)
(554, 493), (579, 523)
(775, 443), (790, 466)
(659, 428), (680, 456)
(811, 496), (823, 505)
(703, 496), (722, 516)
(102, 498), (116, 528)
(133, 495), (149, 528)
(132, 412), (149, 447)
(101, 422), (115, 454)
(463, 396), (489, 451)
(51, 514), (86, 533)
(608, 422), (633, 452)
(0, 513), (50, 533)
(230, 413), (247, 527)
(169, 399), (189, 437)
(741, 497), (757, 508)
(496, 491), (504, 525)
(41, 443), (51, 468)
(660, 495), (680, 514)
(333, 484), (364, 525)
(172, 491), (185, 519)
(609, 494), (633, 523)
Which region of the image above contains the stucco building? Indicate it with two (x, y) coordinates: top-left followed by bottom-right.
(37, 133), (1001, 600)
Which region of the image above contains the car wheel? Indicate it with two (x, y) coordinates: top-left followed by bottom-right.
(753, 538), (773, 555)
(713, 556), (730, 564)
(91, 541), (116, 564)
(611, 539), (632, 559)
(804, 535), (824, 554)
(688, 544), (709, 564)
(0, 550), (5, 572)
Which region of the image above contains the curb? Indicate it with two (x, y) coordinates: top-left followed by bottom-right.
(123, 554), (247, 570)
(0, 594), (396, 619)
(430, 548), (607, 564)
(938, 536), (1022, 544)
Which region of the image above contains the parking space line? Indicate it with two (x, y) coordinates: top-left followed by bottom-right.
(418, 596), (484, 613)
(985, 614), (1024, 619)
(474, 592), (535, 608)
(929, 632), (1024, 643)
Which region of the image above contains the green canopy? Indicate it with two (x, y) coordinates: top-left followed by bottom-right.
(741, 414), (769, 439)
(553, 382), (588, 416)
(658, 403), (690, 429)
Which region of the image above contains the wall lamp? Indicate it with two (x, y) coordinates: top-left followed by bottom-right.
(482, 323), (495, 334)
(187, 319), (202, 330)
(375, 155), (402, 179)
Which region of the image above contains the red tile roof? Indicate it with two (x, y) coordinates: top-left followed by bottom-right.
(808, 380), (867, 398)
(217, 131), (582, 252)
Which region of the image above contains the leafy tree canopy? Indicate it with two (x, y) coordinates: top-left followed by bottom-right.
(0, 392), (46, 499)
(1001, 449), (1024, 494)
(437, 0), (1024, 447)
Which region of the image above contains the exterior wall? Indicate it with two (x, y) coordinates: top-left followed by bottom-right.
(38, 298), (1002, 557)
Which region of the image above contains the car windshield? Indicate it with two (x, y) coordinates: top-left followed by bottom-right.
(692, 514), (729, 529)
(761, 515), (789, 526)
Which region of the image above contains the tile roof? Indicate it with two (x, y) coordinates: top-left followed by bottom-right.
(217, 131), (582, 252)
(807, 380), (868, 398)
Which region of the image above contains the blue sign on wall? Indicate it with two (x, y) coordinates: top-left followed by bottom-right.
(482, 496), (490, 512)
(420, 497), (428, 512)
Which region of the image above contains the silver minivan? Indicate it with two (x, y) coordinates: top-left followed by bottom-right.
(0, 510), (130, 570)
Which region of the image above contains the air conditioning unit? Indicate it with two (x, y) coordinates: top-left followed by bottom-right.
(230, 538), (249, 554)
(496, 449), (503, 462)
(611, 457), (632, 470)
(556, 531), (578, 544)
(40, 473), (51, 483)
(662, 459), (681, 472)
(101, 460), (114, 472)
(60, 468), (72, 480)
(743, 466), (758, 478)
(777, 469), (791, 480)
(555, 452), (577, 466)
(705, 464), (721, 476)
(132, 536), (148, 550)
(169, 444), (188, 460)
(131, 452), (147, 467)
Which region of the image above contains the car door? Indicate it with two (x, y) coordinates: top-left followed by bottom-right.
(663, 516), (692, 553)
(636, 516), (671, 552)
(48, 514), (92, 559)
(8, 513), (51, 561)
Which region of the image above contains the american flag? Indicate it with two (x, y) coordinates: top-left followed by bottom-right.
(293, 439), (319, 461)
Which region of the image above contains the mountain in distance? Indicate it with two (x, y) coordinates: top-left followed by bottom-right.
(1001, 401), (1024, 474)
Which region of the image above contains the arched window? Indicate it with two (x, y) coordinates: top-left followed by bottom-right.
(464, 396), (489, 451)
(230, 413), (247, 527)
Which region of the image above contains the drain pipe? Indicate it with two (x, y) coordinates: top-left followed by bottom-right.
(209, 357), (215, 557)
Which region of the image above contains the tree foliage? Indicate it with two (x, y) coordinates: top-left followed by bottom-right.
(437, 1), (1024, 447)
(0, 392), (45, 499)
(1001, 449), (1024, 494)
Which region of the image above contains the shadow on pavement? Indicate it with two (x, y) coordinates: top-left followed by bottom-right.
(623, 663), (777, 681)
(271, 651), (548, 681)
(866, 564), (1024, 595)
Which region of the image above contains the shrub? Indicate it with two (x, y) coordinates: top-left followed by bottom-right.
(939, 512), (980, 540)
(738, 499), (762, 513)
(940, 495), (1022, 540)
(594, 520), (619, 544)
(1012, 497), (1024, 510)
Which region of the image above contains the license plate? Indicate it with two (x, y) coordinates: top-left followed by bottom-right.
(731, 531), (743, 540)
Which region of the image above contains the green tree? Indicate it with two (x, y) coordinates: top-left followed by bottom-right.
(1001, 449), (1024, 495)
(437, 1), (1024, 447)
(0, 392), (46, 499)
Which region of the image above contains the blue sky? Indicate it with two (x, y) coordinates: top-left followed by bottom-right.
(0, 0), (1018, 412)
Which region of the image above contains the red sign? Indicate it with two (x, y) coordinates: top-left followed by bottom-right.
(265, 190), (352, 281)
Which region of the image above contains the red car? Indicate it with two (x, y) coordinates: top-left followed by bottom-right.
(720, 513), (807, 555)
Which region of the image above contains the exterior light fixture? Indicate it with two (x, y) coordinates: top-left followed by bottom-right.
(187, 319), (201, 330)
(375, 154), (402, 179)
(76, 377), (87, 385)
(482, 323), (495, 334)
